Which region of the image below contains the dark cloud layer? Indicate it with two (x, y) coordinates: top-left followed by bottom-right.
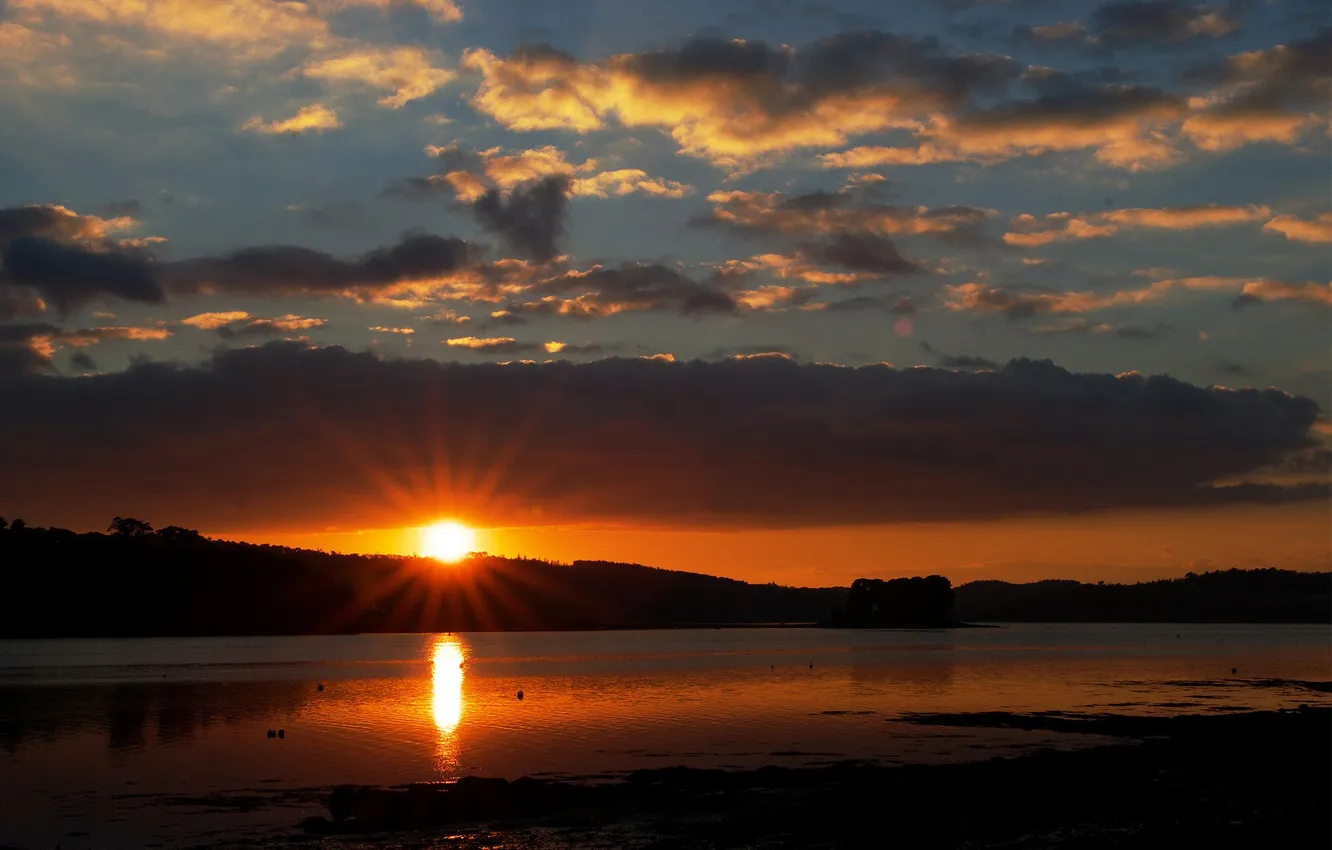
(0, 345), (1322, 531)
(167, 233), (474, 297)
(1092, 1), (1242, 46)
(1, 238), (164, 314)
(517, 263), (737, 318)
(471, 176), (569, 261)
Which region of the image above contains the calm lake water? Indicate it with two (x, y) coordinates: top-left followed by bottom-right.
(1, 624), (1328, 849)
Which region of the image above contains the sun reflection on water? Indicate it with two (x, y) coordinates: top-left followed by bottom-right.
(431, 638), (464, 733)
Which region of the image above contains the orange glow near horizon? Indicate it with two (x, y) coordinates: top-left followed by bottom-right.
(421, 521), (476, 562)
(237, 502), (1331, 588)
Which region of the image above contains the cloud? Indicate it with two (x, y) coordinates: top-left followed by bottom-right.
(329, 0), (463, 23)
(0, 203), (139, 249)
(56, 325), (172, 347)
(240, 104), (342, 135)
(1264, 213), (1332, 244)
(7, 0), (333, 57)
(511, 263), (737, 318)
(943, 276), (1267, 317)
(0, 21), (75, 87)
(1179, 30), (1330, 151)
(569, 169), (693, 199)
(1003, 204), (1271, 246)
(0, 322), (59, 375)
(368, 325), (414, 335)
(1, 238), (163, 314)
(1234, 281), (1332, 309)
(1019, 22), (1087, 43)
(701, 188), (989, 242)
(444, 336), (541, 353)
(798, 232), (923, 275)
(0, 346), (1322, 530)
(302, 46), (454, 108)
(919, 341), (998, 370)
(461, 32), (1019, 165)
(1090, 1), (1242, 47)
(182, 311), (251, 330)
(0, 320), (171, 376)
(471, 176), (569, 261)
(543, 340), (613, 356)
(393, 145), (692, 202)
(1029, 319), (1175, 339)
(419, 308), (473, 326)
(822, 85), (1190, 171)
(216, 315), (329, 338)
(164, 233), (475, 298)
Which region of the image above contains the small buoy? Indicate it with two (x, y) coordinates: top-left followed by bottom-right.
(266, 729), (276, 739)
(1231, 667), (1237, 675)
(809, 663), (813, 670)
(516, 690), (524, 700)
(317, 683), (325, 692)
(277, 729), (285, 739)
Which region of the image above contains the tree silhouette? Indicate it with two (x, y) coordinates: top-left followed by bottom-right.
(158, 525), (204, 544)
(108, 516), (154, 537)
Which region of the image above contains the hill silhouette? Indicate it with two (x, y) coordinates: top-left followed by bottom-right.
(0, 518), (1325, 637)
(953, 571), (1331, 624)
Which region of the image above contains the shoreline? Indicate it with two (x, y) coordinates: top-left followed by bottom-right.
(244, 705), (1331, 849)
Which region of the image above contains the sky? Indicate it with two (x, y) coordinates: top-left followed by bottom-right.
(0, 0), (1328, 586)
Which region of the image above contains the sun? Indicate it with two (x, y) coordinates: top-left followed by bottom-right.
(420, 521), (476, 562)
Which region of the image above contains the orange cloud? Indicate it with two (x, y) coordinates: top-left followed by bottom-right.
(570, 169), (692, 199)
(944, 276), (1268, 316)
(182, 311), (250, 330)
(241, 104), (341, 134)
(459, 37), (980, 165)
(1264, 213), (1332, 244)
(706, 189), (987, 238)
(0, 21), (74, 86)
(445, 336), (516, 349)
(57, 325), (172, 347)
(821, 89), (1186, 171)
(1239, 280), (1332, 308)
(326, 0), (462, 23)
(1003, 204), (1272, 246)
(303, 45), (454, 108)
(719, 254), (870, 287)
(9, 0), (332, 56)
(1180, 108), (1316, 151)
(2, 203), (141, 244)
(415, 144), (692, 201)
(368, 325), (414, 334)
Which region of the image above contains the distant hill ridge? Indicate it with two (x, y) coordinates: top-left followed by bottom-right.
(0, 518), (1326, 637)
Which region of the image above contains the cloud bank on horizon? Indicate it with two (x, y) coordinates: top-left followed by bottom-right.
(0, 0), (1328, 532)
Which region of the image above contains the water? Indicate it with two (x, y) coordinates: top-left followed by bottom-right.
(1, 624), (1328, 849)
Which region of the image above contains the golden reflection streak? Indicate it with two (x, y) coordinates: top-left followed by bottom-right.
(431, 638), (465, 732)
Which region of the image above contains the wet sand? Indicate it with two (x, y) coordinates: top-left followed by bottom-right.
(201, 703), (1331, 849)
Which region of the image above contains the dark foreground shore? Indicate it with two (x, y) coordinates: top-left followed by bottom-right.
(244, 705), (1331, 850)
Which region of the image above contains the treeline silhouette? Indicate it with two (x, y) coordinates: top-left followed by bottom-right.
(953, 570), (1331, 624)
(0, 518), (844, 637)
(827, 576), (956, 628)
(0, 518), (1325, 637)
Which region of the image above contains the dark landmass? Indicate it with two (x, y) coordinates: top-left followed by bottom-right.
(0, 518), (1326, 638)
(281, 707), (1330, 849)
(827, 575), (956, 628)
(953, 570), (1332, 624)
(0, 519), (843, 637)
